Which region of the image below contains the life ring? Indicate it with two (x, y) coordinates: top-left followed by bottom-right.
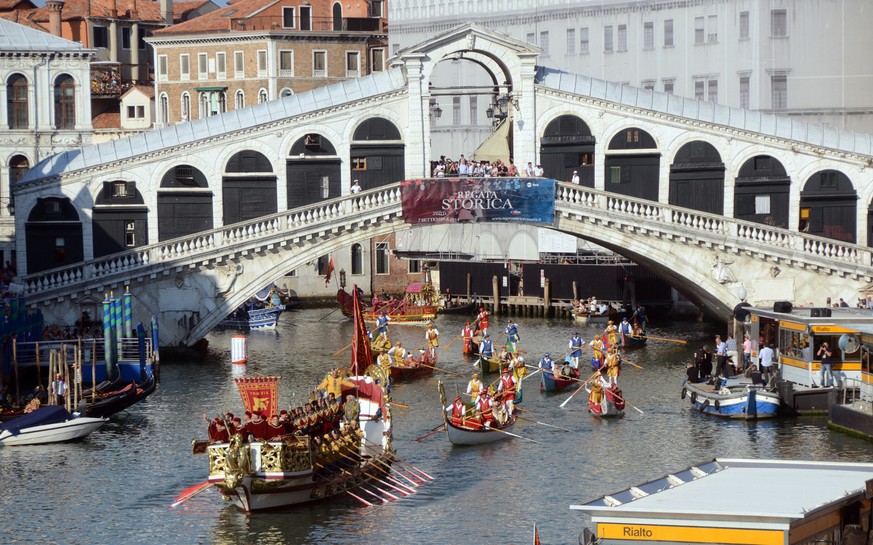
(681, 387), (687, 400)
(714, 400), (721, 411)
(690, 392), (697, 404)
(699, 399), (710, 412)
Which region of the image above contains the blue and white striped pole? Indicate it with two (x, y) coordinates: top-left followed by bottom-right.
(123, 286), (133, 339)
(102, 294), (112, 372)
(114, 295), (123, 361)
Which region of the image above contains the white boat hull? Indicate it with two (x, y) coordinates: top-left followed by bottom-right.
(0, 416), (106, 446)
(444, 420), (516, 446)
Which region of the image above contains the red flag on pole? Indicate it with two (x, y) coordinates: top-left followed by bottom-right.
(350, 285), (373, 376)
(324, 256), (335, 286)
(233, 376), (280, 417)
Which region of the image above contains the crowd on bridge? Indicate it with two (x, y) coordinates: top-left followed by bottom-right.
(430, 156), (544, 178)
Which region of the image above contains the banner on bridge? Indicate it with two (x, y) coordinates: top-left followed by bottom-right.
(400, 178), (555, 225)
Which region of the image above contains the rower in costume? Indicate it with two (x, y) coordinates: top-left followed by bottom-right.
(538, 352), (554, 372)
(425, 322), (440, 358)
(461, 322), (475, 355)
(375, 311), (390, 336)
(605, 321), (618, 348)
(619, 318), (633, 346)
(497, 366), (518, 416)
(466, 373), (483, 399)
(475, 388), (495, 428)
(387, 341), (407, 365)
(568, 332), (584, 369)
(446, 394), (466, 427)
(504, 319), (520, 352)
(477, 307), (490, 336)
(479, 333), (494, 360)
(604, 347), (621, 386)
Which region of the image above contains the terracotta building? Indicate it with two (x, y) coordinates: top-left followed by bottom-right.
(146, 0), (388, 126)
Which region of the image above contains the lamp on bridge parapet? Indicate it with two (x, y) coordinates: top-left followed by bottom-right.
(429, 99), (442, 122)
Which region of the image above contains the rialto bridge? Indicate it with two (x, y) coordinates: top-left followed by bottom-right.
(14, 24), (873, 346)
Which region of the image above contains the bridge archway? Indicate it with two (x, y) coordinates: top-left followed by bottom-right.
(668, 141), (725, 215)
(540, 115), (595, 186)
(286, 133), (341, 208)
(25, 197), (83, 273)
(93, 181), (148, 257)
(158, 165), (213, 241)
(222, 150), (277, 225)
(734, 155), (790, 228)
(800, 170), (857, 243)
(605, 127), (660, 201)
(350, 118), (404, 190)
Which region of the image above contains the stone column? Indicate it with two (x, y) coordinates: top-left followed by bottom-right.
(403, 54), (427, 179)
(130, 22), (140, 82)
(513, 52), (538, 168)
(109, 20), (118, 63)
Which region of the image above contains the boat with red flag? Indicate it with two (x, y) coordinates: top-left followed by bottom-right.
(187, 285), (427, 512)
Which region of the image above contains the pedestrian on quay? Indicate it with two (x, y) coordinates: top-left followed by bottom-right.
(817, 342), (834, 388)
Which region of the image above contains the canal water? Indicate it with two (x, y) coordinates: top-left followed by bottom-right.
(1, 309), (870, 545)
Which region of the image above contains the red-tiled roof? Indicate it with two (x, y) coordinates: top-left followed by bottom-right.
(121, 83), (156, 99)
(0, 0), (36, 10)
(0, 10), (44, 31)
(153, 0), (277, 34)
(92, 111), (121, 129)
(174, 0), (214, 20)
(25, 0), (167, 24)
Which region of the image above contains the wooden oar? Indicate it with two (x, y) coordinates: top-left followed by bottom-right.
(389, 401), (410, 409)
(333, 342), (352, 356)
(620, 358), (644, 370)
(514, 414), (571, 432)
(417, 361), (467, 379)
(170, 480), (214, 508)
(414, 424), (446, 442)
(363, 443), (434, 481)
(347, 490), (374, 507)
(631, 335), (686, 345)
(521, 368), (540, 382)
(485, 423), (540, 444)
(609, 391), (645, 414)
(559, 370), (601, 408)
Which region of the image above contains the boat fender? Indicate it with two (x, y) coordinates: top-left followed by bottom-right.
(690, 391), (697, 404)
(714, 400), (720, 411)
(699, 399), (709, 412)
(680, 387), (687, 400)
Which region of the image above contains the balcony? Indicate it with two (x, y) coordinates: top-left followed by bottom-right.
(229, 16), (384, 33)
(90, 62), (137, 98)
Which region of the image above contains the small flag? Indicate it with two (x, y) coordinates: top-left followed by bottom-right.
(324, 256), (335, 286)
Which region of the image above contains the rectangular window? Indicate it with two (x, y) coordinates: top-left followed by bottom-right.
(279, 49), (294, 78)
(375, 242), (389, 275)
(198, 53), (208, 80)
(345, 51), (359, 77)
(112, 181), (129, 197)
(282, 6), (295, 28)
(604, 25), (613, 52)
(158, 55), (168, 81)
(469, 96), (477, 124)
(352, 157), (367, 170)
(609, 166), (622, 184)
(771, 9), (787, 37)
(371, 48), (385, 72)
(694, 80), (705, 100)
(257, 50), (267, 77)
(664, 19), (673, 46)
(526, 32), (535, 44)
(708, 79), (718, 103)
(739, 76), (750, 109)
(299, 6), (311, 30)
(694, 17), (704, 44)
(540, 31), (550, 55)
(771, 75), (787, 109)
(313, 50), (327, 77)
(234, 51), (244, 78)
(708, 15), (718, 43)
(642, 80), (655, 91)
(180, 54), (190, 81)
(643, 22), (654, 50)
(408, 259), (421, 274)
(453, 96), (461, 125)
(580, 27), (589, 54)
(370, 0), (383, 17)
(739, 11), (749, 39)
(121, 27), (131, 50)
(216, 52), (226, 79)
(93, 26), (108, 48)
(566, 28), (576, 55)
(617, 24), (627, 52)
(127, 105), (136, 118)
(755, 195), (771, 215)
(125, 221), (136, 247)
(664, 80), (674, 94)
(138, 28), (147, 50)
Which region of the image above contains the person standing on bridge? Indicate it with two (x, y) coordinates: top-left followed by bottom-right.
(571, 170), (580, 184)
(525, 162), (534, 177)
(351, 180), (361, 193)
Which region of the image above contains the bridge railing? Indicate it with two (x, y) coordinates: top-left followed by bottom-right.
(556, 183), (872, 270)
(23, 185), (403, 297)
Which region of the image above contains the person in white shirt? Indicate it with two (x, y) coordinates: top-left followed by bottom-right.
(758, 344), (775, 383)
(350, 180), (361, 193)
(534, 164), (544, 176)
(571, 170), (580, 184)
(524, 162), (534, 177)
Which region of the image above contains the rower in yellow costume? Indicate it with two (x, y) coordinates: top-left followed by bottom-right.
(317, 368), (355, 399)
(372, 331), (391, 353)
(590, 337), (604, 368)
(604, 347), (620, 386)
(588, 380), (604, 405)
(466, 373), (483, 399)
(605, 321), (618, 348)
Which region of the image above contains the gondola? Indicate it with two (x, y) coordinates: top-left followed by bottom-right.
(438, 381), (518, 446)
(389, 351), (437, 382)
(588, 383), (625, 418)
(540, 368), (580, 393)
(439, 301), (479, 315)
(217, 305), (285, 330)
(82, 372), (157, 418)
(475, 355), (504, 374)
(621, 333), (647, 348)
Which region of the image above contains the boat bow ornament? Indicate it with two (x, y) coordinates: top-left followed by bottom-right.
(21, 181), (873, 347)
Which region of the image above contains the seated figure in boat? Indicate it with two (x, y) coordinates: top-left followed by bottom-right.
(497, 346), (511, 362)
(559, 360), (576, 379)
(406, 349), (427, 367)
(466, 409), (484, 430)
(343, 394), (359, 423)
(387, 342), (407, 365)
(372, 331), (391, 352)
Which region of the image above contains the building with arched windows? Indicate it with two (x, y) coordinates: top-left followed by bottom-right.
(0, 18), (94, 266)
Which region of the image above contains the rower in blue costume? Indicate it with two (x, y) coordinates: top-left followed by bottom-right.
(479, 333), (494, 360)
(375, 311), (390, 336)
(538, 352), (554, 372)
(504, 319), (520, 353)
(568, 332), (584, 369)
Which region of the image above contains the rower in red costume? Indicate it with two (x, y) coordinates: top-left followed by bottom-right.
(497, 366), (517, 415)
(477, 307), (490, 336)
(476, 388), (495, 427)
(461, 322), (475, 355)
(447, 395), (466, 427)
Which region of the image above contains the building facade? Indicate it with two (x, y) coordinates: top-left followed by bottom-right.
(147, 0), (388, 126)
(0, 18), (94, 266)
(390, 0), (873, 145)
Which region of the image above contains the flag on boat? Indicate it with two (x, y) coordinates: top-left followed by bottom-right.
(324, 256), (335, 286)
(533, 522), (541, 545)
(234, 376), (280, 417)
(350, 284), (373, 376)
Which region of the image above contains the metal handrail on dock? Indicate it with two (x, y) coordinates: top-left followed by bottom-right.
(839, 376), (872, 414)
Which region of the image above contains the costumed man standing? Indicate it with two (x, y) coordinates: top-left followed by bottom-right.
(317, 368), (355, 399)
(477, 307), (490, 336)
(466, 372), (483, 400)
(446, 394), (466, 427)
(568, 332), (585, 369)
(589, 336), (604, 370)
(538, 352), (554, 372)
(605, 320), (618, 348)
(497, 367), (518, 416)
(479, 333), (494, 361)
(375, 311), (390, 337)
(619, 318), (632, 347)
(588, 380), (604, 414)
(425, 322), (440, 358)
(476, 388), (495, 428)
(604, 347), (621, 386)
(461, 321), (475, 355)
(388, 341), (407, 366)
(505, 319), (520, 353)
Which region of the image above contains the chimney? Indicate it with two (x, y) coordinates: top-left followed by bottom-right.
(46, 0), (64, 37)
(110, 0), (117, 18)
(160, 0), (173, 24)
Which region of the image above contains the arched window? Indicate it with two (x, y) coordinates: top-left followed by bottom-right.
(54, 74), (76, 129)
(159, 93), (169, 125)
(332, 2), (343, 30)
(7, 74), (28, 129)
(218, 92), (227, 114)
(235, 89), (245, 109)
(351, 243), (363, 275)
(181, 92), (190, 122)
(8, 154), (28, 215)
(280, 88), (294, 98)
(258, 88), (268, 104)
(199, 92), (209, 118)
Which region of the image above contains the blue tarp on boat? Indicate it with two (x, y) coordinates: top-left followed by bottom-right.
(0, 406), (70, 436)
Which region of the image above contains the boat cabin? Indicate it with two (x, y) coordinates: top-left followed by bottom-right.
(572, 458), (873, 545)
(748, 306), (873, 391)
